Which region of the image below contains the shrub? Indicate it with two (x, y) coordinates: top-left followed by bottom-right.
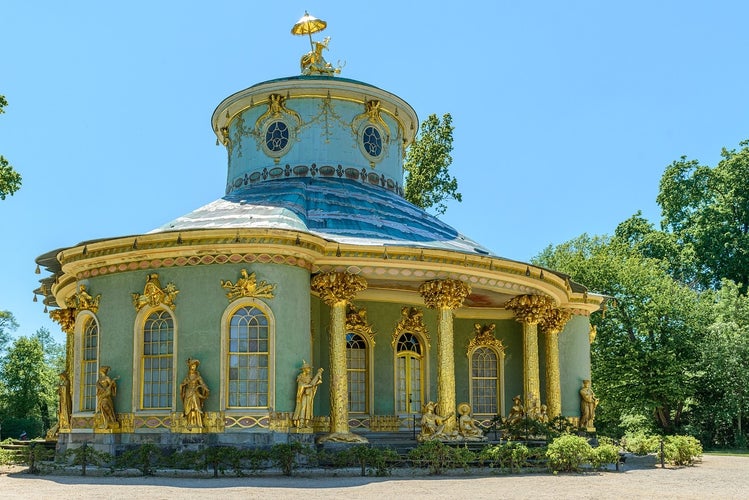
(546, 434), (592, 472)
(337, 445), (399, 476)
(590, 443), (621, 470)
(65, 443), (113, 476)
(662, 435), (702, 466)
(117, 443), (163, 476)
(408, 440), (475, 475)
(269, 441), (311, 476)
(479, 442), (530, 473)
(622, 431), (659, 455)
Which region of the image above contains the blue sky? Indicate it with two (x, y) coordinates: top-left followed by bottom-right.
(2, 1), (748, 341)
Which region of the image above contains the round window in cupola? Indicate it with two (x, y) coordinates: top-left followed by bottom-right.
(262, 120), (292, 158)
(359, 124), (385, 164)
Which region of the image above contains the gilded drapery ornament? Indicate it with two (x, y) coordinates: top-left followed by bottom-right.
(466, 323), (505, 354)
(391, 306), (430, 348)
(505, 294), (554, 324)
(66, 284), (101, 313)
(50, 307), (76, 334)
(311, 271), (367, 305)
(132, 273), (179, 311)
(345, 303), (375, 345)
(419, 279), (471, 310)
(540, 308), (572, 334)
(220, 269), (276, 301)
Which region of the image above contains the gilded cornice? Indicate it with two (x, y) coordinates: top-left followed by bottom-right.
(419, 279), (471, 310)
(505, 294), (555, 325)
(392, 306), (430, 348)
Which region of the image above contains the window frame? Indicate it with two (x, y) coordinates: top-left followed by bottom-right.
(467, 344), (506, 417)
(132, 305), (178, 413)
(74, 312), (100, 415)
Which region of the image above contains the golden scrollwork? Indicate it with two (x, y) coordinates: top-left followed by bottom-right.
(419, 279), (471, 310)
(311, 271), (367, 306)
(346, 303), (375, 345)
(352, 100), (391, 142)
(50, 307), (76, 334)
(392, 306), (430, 348)
(65, 284), (101, 313)
(467, 323), (505, 354)
(220, 269), (276, 301)
(541, 308), (572, 334)
(505, 294), (555, 324)
(132, 273), (179, 311)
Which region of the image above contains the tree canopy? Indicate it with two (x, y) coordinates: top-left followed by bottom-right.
(0, 95), (22, 200)
(404, 113), (461, 215)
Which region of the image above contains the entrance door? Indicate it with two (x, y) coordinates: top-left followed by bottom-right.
(396, 333), (423, 414)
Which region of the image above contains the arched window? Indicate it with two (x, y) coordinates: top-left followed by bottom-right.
(227, 305), (270, 408)
(346, 333), (368, 413)
(80, 316), (99, 412)
(141, 310), (174, 409)
(471, 346), (500, 415)
(395, 332), (423, 414)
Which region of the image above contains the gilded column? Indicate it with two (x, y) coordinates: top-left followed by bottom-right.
(419, 278), (471, 433)
(506, 295), (553, 413)
(540, 308), (571, 419)
(311, 271), (368, 443)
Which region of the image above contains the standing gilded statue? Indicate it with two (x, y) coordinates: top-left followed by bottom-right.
(95, 366), (118, 428)
(58, 371), (72, 430)
(292, 361), (323, 429)
(579, 379), (599, 429)
(180, 358), (210, 429)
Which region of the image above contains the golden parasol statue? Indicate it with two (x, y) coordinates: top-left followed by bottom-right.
(291, 11), (342, 76)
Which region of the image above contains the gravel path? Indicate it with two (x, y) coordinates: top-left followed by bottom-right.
(1, 454), (747, 500)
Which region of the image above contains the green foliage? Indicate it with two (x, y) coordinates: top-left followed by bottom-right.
(657, 140), (749, 291)
(479, 441), (530, 473)
(0, 311), (17, 353)
(661, 435), (703, 466)
(64, 443), (113, 476)
(268, 441), (312, 476)
(25, 442), (55, 474)
(589, 443), (621, 470)
(621, 431), (659, 455)
(545, 434), (592, 472)
(117, 443), (163, 476)
(0, 96), (22, 200)
(404, 113), (461, 215)
(336, 445), (399, 476)
(408, 440), (475, 475)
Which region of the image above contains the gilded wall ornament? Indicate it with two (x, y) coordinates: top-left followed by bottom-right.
(50, 307), (76, 334)
(351, 100), (391, 143)
(419, 279), (471, 310)
(220, 269), (276, 301)
(345, 303), (375, 345)
(392, 306), (431, 348)
(505, 294), (554, 324)
(131, 273), (179, 311)
(65, 284), (101, 313)
(467, 323), (505, 354)
(589, 324), (597, 344)
(311, 271), (367, 305)
(254, 93), (301, 131)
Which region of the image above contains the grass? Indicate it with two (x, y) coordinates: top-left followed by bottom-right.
(703, 449), (749, 456)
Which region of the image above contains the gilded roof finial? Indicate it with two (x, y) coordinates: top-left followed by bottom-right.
(291, 11), (343, 76)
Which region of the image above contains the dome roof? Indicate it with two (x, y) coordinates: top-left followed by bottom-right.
(149, 176), (492, 256)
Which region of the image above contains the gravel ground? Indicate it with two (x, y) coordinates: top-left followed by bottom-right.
(1, 454), (747, 500)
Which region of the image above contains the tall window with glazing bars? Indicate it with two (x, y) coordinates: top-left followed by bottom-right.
(81, 317), (98, 411)
(228, 306), (269, 408)
(141, 310), (174, 409)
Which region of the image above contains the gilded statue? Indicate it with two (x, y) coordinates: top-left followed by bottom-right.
(220, 269), (276, 301)
(506, 395), (525, 424)
(300, 36), (341, 75)
(418, 401), (456, 441)
(457, 402), (486, 441)
(292, 361), (323, 428)
(180, 358), (210, 429)
(66, 284), (101, 313)
(58, 371), (72, 430)
(95, 366), (118, 428)
(579, 379), (599, 429)
(537, 404), (549, 423)
(132, 273), (179, 311)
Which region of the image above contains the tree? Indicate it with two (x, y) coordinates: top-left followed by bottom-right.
(0, 95), (22, 200)
(404, 113), (461, 215)
(534, 233), (712, 436)
(0, 329), (63, 437)
(657, 140), (749, 291)
(0, 310), (17, 353)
